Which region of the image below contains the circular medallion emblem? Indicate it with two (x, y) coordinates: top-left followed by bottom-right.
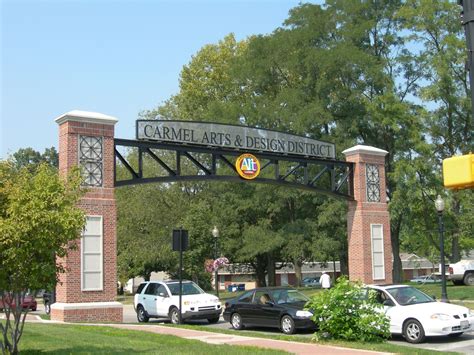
(235, 154), (261, 180)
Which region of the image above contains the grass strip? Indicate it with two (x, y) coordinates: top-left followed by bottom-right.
(18, 322), (287, 354)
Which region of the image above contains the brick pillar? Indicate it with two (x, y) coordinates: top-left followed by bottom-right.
(343, 145), (393, 284)
(51, 110), (123, 322)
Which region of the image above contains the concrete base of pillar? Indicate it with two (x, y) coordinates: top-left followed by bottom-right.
(51, 302), (123, 323)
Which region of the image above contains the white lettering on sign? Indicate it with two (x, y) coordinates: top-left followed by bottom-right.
(136, 120), (336, 159)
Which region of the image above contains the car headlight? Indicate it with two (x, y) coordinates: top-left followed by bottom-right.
(296, 310), (313, 318)
(431, 313), (451, 321)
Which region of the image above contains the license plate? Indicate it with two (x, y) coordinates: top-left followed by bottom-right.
(461, 320), (469, 329)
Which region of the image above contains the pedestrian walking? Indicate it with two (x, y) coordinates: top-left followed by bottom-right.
(320, 271), (331, 289)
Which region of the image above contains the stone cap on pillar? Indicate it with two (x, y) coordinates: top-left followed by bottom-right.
(55, 110), (118, 126)
(342, 145), (388, 157)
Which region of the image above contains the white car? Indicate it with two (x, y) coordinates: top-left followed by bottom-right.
(134, 280), (222, 324)
(409, 274), (441, 284)
(367, 284), (474, 343)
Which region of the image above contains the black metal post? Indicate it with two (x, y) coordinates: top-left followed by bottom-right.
(214, 237), (219, 297)
(460, 0), (474, 119)
(178, 229), (183, 324)
(438, 212), (449, 303)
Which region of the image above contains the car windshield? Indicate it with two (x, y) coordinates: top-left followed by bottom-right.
(387, 286), (434, 306)
(167, 282), (204, 296)
(270, 289), (309, 304)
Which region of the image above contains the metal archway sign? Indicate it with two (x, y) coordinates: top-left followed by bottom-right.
(114, 120), (354, 200)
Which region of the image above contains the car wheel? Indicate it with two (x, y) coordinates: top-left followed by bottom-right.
(463, 272), (474, 286)
(207, 317), (220, 324)
(44, 302), (51, 315)
(280, 315), (296, 335)
(231, 312), (244, 330)
(169, 307), (180, 324)
(136, 305), (149, 323)
(403, 319), (425, 343)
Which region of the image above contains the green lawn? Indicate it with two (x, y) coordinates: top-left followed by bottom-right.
(18, 323), (287, 354)
(410, 283), (474, 302)
(16, 321), (456, 355)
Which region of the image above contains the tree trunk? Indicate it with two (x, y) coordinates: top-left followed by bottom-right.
(255, 268), (266, 287)
(391, 219), (403, 283)
(294, 259), (303, 287)
(267, 253), (276, 287)
(339, 257), (348, 276)
(451, 234), (461, 263)
(254, 255), (267, 287)
(339, 249), (349, 276)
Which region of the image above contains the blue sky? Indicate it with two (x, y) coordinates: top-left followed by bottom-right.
(1, 0), (307, 159)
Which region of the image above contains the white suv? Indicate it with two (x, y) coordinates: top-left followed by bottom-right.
(134, 280), (222, 324)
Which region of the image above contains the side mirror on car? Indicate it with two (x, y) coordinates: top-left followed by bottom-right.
(265, 301), (275, 306)
(382, 299), (395, 307)
(158, 292), (167, 298)
(431, 295), (437, 300)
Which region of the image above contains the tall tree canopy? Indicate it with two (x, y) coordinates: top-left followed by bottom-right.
(118, 0), (473, 286)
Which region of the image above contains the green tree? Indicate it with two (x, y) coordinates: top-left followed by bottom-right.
(0, 162), (84, 354)
(140, 0), (473, 286)
(11, 147), (59, 170)
(397, 0), (474, 263)
(116, 183), (186, 283)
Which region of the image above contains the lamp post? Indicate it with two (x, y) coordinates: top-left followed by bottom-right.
(212, 226), (219, 297)
(435, 195), (449, 303)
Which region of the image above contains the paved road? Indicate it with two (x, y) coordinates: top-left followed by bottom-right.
(122, 304), (474, 354)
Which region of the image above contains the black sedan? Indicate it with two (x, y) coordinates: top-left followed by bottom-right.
(223, 287), (315, 334)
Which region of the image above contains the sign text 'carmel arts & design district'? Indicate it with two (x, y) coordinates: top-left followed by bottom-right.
(136, 121), (336, 159)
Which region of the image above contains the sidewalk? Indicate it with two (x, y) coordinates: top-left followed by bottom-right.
(105, 323), (391, 355)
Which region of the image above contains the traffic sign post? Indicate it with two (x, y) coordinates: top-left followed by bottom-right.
(172, 228), (188, 324)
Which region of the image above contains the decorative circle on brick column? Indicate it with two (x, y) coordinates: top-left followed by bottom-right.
(79, 136), (103, 187)
(366, 164), (380, 202)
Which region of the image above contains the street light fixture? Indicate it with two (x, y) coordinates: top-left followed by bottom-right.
(435, 195), (449, 303)
(212, 226), (219, 297)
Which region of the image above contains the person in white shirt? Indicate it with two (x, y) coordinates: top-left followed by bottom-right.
(320, 271), (331, 289)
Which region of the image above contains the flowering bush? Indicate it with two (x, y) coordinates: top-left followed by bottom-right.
(305, 277), (390, 342)
(213, 257), (229, 269)
(204, 259), (214, 273)
(204, 257), (229, 272)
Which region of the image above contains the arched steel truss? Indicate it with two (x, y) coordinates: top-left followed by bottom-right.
(114, 138), (354, 200)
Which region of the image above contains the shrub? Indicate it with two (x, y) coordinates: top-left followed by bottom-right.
(305, 276), (390, 342)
